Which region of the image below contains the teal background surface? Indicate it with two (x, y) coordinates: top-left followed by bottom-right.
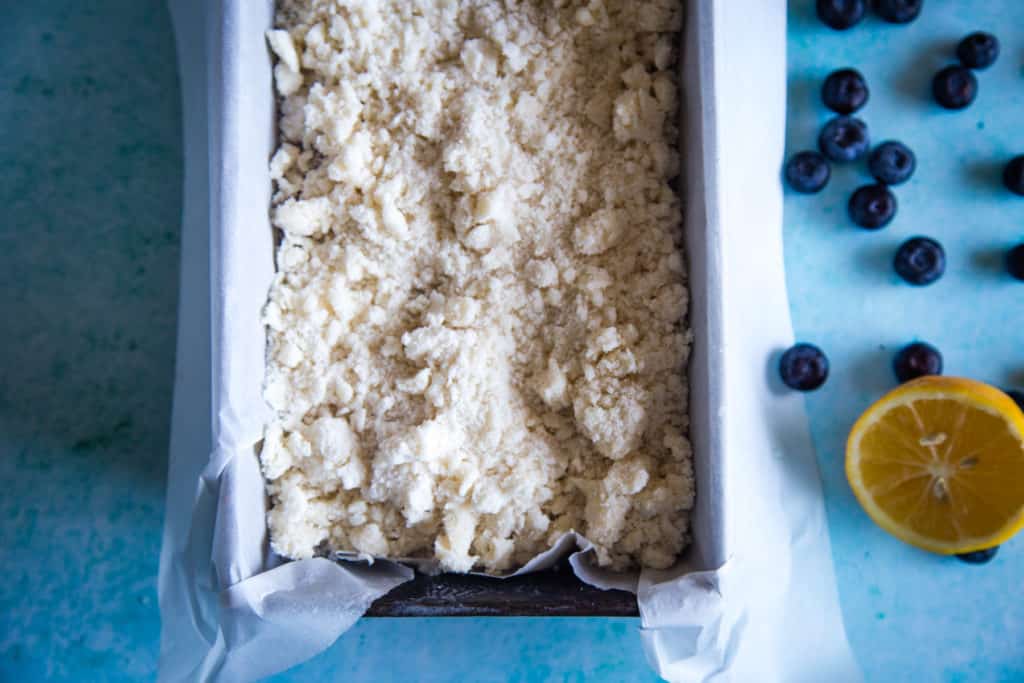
(1, 1), (1021, 681)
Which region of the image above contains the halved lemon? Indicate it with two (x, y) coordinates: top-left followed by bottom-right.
(846, 376), (1024, 554)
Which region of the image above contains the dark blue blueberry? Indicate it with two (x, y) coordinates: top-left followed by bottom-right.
(1007, 244), (1024, 281)
(822, 68), (869, 114)
(956, 546), (999, 564)
(848, 184), (896, 229)
(873, 0), (923, 23)
(819, 116), (870, 162)
(1004, 390), (1024, 412)
(893, 342), (943, 383)
(894, 237), (945, 286)
(1004, 156), (1024, 196)
(785, 151), (831, 193)
(932, 66), (978, 110)
(957, 32), (1000, 70)
(817, 0), (866, 30)
(869, 141), (916, 185)
(779, 343), (829, 392)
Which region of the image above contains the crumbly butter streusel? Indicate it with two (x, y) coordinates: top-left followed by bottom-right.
(261, 0), (693, 573)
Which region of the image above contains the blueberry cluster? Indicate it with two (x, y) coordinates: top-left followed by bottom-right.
(932, 32), (999, 110)
(779, 12), (1022, 565)
(784, 39), (1024, 287)
(816, 0), (923, 31)
(777, 339), (944, 393)
(785, 67), (920, 244)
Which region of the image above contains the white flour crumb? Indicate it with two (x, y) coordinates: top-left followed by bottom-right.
(262, 0), (693, 573)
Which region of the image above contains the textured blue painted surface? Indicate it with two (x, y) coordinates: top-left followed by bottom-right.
(785, 2), (1024, 682)
(0, 2), (180, 681)
(4, 1), (1023, 681)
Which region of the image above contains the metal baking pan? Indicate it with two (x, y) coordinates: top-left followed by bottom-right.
(244, 0), (725, 617)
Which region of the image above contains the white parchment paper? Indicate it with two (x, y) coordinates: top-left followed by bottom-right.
(158, 1), (862, 681)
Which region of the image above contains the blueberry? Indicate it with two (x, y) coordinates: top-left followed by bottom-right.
(932, 65), (978, 110)
(868, 141), (916, 185)
(848, 184), (896, 229)
(816, 0), (866, 30)
(1007, 244), (1024, 281)
(822, 69), (869, 114)
(819, 116), (870, 162)
(894, 237), (945, 286)
(1004, 156), (1024, 196)
(956, 547), (999, 565)
(1005, 390), (1024, 412)
(893, 342), (943, 383)
(873, 0), (923, 23)
(779, 343), (829, 391)
(957, 32), (1000, 70)
(785, 151), (831, 193)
